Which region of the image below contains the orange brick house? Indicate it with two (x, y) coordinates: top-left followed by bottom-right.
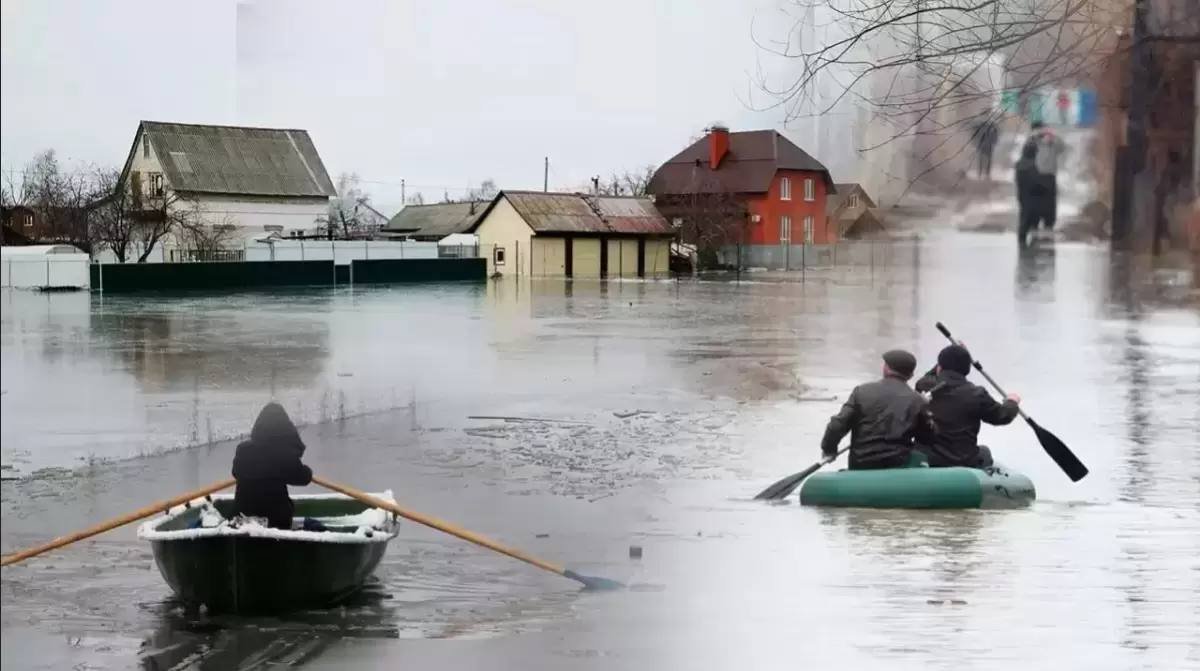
(647, 126), (835, 268)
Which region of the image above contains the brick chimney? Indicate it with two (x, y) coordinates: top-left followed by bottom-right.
(708, 124), (730, 170)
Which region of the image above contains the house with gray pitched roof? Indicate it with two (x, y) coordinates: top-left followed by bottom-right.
(379, 201), (488, 241)
(118, 121), (337, 246)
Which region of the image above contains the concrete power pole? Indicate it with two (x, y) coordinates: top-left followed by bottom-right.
(401, 179), (406, 205)
(544, 157), (549, 192)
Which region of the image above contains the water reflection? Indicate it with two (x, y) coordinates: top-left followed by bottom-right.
(1014, 244), (1056, 299)
(89, 293), (330, 394)
(138, 583), (399, 670)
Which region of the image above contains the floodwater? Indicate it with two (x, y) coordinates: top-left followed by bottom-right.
(2, 232), (1198, 670)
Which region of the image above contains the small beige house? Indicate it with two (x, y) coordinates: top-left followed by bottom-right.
(468, 191), (674, 278)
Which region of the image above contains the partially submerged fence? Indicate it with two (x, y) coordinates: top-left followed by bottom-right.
(717, 238), (921, 271)
(90, 258), (485, 293)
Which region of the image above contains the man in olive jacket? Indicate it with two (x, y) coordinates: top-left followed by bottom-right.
(821, 350), (936, 470)
(915, 345), (1021, 468)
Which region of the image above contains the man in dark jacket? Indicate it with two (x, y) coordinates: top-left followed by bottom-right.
(232, 402), (313, 529)
(821, 350), (936, 470)
(915, 345), (1021, 468)
(1015, 143), (1052, 247)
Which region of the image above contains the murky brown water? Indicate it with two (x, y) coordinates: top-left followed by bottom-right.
(3, 233), (1199, 669)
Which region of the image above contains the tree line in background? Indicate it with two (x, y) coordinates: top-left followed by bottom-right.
(1, 149), (237, 262)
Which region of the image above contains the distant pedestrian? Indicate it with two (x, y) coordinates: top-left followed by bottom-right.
(1021, 121), (1066, 240)
(973, 119), (1000, 180)
(1014, 143), (1052, 246)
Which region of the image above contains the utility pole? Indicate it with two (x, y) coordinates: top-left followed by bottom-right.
(915, 0), (922, 60)
(401, 179), (406, 205)
(543, 157), (549, 192)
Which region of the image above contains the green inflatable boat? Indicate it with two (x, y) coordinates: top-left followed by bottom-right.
(798, 464), (1036, 509)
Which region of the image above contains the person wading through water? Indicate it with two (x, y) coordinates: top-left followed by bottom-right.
(914, 345), (1021, 469)
(1022, 121), (1066, 242)
(820, 350), (937, 470)
(232, 402), (316, 530)
(1015, 143), (1053, 247)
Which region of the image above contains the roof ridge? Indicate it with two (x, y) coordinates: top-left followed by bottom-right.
(140, 120), (315, 134)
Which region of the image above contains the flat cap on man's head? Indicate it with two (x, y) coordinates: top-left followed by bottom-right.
(882, 349), (917, 379)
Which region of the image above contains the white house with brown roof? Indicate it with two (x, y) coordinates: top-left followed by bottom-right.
(118, 121), (337, 251)
(468, 191), (674, 278)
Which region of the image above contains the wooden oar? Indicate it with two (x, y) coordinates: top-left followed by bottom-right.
(754, 446), (850, 501)
(936, 322), (1088, 482)
(1, 478), (236, 567)
(312, 476), (621, 590)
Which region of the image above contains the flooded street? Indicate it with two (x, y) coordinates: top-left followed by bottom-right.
(3, 233), (1199, 670)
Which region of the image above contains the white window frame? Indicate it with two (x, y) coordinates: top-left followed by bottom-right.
(803, 215), (814, 244)
(494, 246), (506, 266)
(148, 172), (164, 197)
(780, 215), (791, 242)
(849, 193), (859, 209)
(780, 177), (792, 201)
(804, 178), (815, 201)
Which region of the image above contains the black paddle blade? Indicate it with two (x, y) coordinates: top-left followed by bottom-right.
(1026, 417), (1088, 482)
(563, 570), (623, 591)
(754, 461), (823, 500)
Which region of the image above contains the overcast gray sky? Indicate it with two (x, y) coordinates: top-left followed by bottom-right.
(2, 0), (833, 212)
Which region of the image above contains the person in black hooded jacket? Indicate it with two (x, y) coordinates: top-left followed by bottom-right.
(914, 345), (1021, 468)
(232, 402), (313, 529)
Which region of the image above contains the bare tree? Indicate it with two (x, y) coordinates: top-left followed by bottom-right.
(6, 150), (97, 251)
(751, 0), (1156, 192)
(465, 178), (498, 202)
(322, 172), (375, 239)
(406, 191), (426, 206)
(596, 166), (658, 196)
(89, 169), (136, 262)
(136, 191), (196, 262)
(177, 210), (238, 261)
(654, 187), (747, 268)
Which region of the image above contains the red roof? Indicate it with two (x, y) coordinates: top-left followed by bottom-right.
(647, 129), (834, 196)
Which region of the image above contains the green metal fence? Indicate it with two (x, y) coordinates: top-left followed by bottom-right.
(90, 258), (485, 293)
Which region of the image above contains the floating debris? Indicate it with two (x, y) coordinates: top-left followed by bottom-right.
(468, 415), (590, 426)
